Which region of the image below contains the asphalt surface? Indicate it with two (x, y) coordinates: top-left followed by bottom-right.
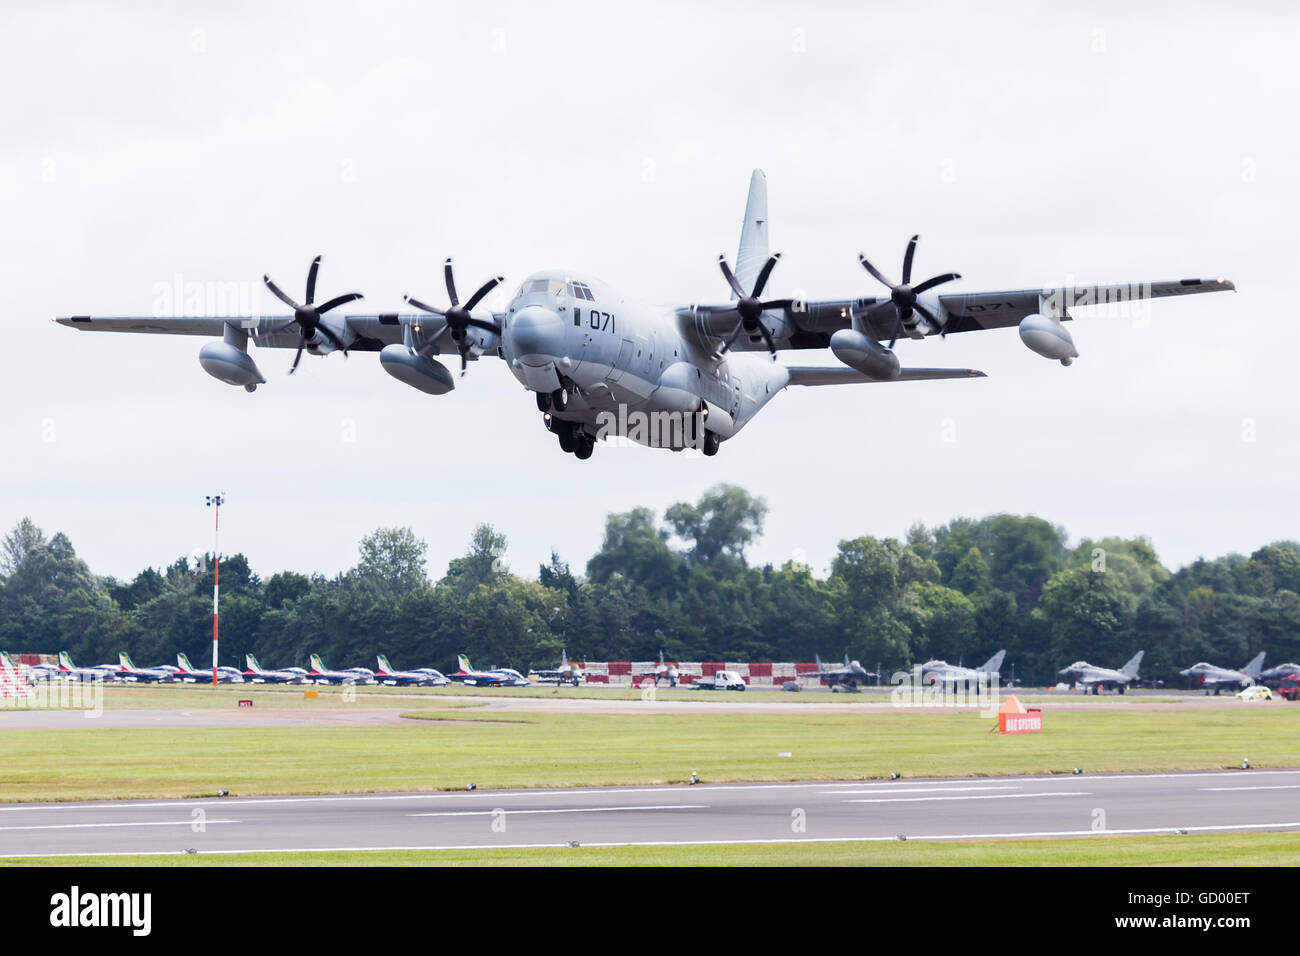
(1, 769), (1297, 857)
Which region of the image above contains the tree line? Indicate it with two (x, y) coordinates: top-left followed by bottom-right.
(2, 485), (1297, 686)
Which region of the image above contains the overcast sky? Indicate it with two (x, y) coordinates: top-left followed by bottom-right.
(1, 1), (1296, 585)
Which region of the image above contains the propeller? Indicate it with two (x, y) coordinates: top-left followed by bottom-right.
(858, 235), (961, 348)
(263, 256), (364, 374)
(693, 253), (794, 358)
(405, 258), (504, 374)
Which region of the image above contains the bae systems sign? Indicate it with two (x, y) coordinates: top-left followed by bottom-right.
(49, 886), (151, 936)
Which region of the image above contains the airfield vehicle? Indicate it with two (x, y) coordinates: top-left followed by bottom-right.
(1278, 676), (1300, 701)
(693, 670), (747, 691)
(1236, 685), (1273, 701)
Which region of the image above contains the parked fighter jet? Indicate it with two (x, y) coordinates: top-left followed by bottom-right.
(54, 171), (1234, 460)
(531, 650), (584, 687)
(1260, 662), (1300, 687)
(375, 655), (450, 687)
(920, 649), (1006, 686)
(1059, 651), (1144, 694)
(242, 654), (308, 684)
(1, 651), (57, 682)
(653, 650), (679, 687)
(307, 653), (374, 685)
(115, 652), (177, 683)
(56, 651), (117, 682)
(175, 652), (244, 684)
(449, 655), (530, 687)
(812, 653), (877, 692)
(1180, 653), (1266, 695)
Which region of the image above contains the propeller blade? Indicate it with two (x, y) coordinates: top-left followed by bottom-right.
(759, 298), (794, 312)
(752, 253), (782, 297)
(264, 275), (299, 310)
(463, 276), (504, 312)
(404, 295), (445, 316)
(465, 317), (503, 334)
(289, 342), (305, 374)
(911, 272), (962, 296)
(914, 301), (942, 333)
(305, 255), (321, 305)
(717, 255), (748, 299)
(315, 292), (363, 315)
(415, 321), (449, 357)
(858, 255), (896, 290)
(267, 319), (298, 334)
(757, 323), (777, 358)
(444, 258), (459, 307)
(720, 324), (745, 354)
(902, 235), (919, 285)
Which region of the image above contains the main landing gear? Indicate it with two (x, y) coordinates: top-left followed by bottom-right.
(536, 387), (569, 413)
(547, 416), (594, 460)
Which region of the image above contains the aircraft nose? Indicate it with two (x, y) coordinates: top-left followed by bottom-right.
(509, 304), (565, 365)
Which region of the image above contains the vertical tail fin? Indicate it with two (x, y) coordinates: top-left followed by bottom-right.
(734, 169), (770, 294)
(659, 650), (665, 666)
(177, 652), (196, 673)
(0, 651), (15, 671)
(118, 652), (135, 671)
(458, 654), (472, 673)
(310, 653), (326, 673)
(1121, 650), (1144, 679)
(59, 651), (75, 671)
(561, 648), (568, 668)
(981, 649), (1007, 674)
(1243, 651), (1266, 680)
(815, 653), (824, 673)
(377, 655), (393, 674)
(245, 654), (263, 674)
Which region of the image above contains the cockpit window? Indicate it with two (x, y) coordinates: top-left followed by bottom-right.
(571, 280), (595, 301)
(521, 279), (549, 295)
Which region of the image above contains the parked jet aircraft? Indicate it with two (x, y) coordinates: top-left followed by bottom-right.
(1260, 662), (1300, 686)
(531, 650), (584, 686)
(653, 650), (679, 687)
(920, 649), (1006, 686)
(115, 652), (177, 683)
(375, 655), (449, 687)
(242, 654), (308, 684)
(449, 655), (530, 687)
(54, 171), (1235, 459)
(56, 651), (116, 682)
(1, 651), (57, 682)
(308, 654), (374, 685)
(1180, 653), (1266, 694)
(175, 652), (244, 684)
(812, 653), (877, 692)
(1059, 651), (1144, 694)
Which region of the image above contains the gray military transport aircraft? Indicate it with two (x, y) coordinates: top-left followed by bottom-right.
(1059, 650), (1144, 694)
(54, 171), (1235, 459)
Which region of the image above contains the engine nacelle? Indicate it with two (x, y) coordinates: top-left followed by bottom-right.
(1018, 313), (1078, 366)
(379, 344), (455, 395)
(829, 328), (901, 381)
(199, 341), (266, 390)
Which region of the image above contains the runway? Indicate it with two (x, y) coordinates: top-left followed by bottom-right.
(1, 769), (1297, 857)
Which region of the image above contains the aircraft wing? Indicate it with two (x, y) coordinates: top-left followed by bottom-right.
(785, 366), (985, 387)
(678, 277), (1234, 351)
(53, 313), (498, 356)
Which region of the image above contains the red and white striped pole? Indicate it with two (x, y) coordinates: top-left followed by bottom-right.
(205, 493), (225, 687)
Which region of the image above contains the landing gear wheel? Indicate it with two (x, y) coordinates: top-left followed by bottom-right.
(537, 392), (552, 413)
(558, 424), (576, 454)
(551, 387), (569, 412)
(574, 436), (594, 460)
(702, 431), (720, 456)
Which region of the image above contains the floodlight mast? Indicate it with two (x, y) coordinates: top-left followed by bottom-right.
(205, 494), (225, 686)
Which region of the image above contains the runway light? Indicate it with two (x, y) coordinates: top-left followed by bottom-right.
(689, 770), (699, 785)
(1176, 829), (1188, 835)
(1072, 767), (1082, 775)
(897, 834), (907, 841)
(217, 789), (229, 797)
(890, 772), (901, 780)
(185, 848), (197, 854)
(1242, 758), (1250, 770)
(466, 783), (477, 791)
(567, 841), (581, 848)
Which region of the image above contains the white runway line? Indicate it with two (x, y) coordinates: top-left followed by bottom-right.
(1201, 784), (1300, 792)
(829, 785), (1019, 795)
(409, 804), (708, 817)
(845, 792), (1090, 804)
(0, 819), (237, 831)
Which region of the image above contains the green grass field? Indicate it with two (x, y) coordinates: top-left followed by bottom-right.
(1, 707), (1296, 803)
(6, 831), (1299, 867)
